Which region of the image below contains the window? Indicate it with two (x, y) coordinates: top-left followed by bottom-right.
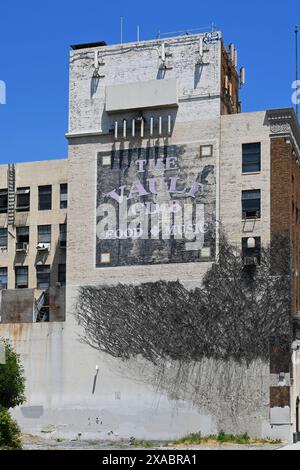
(38, 225), (51, 245)
(242, 237), (261, 265)
(38, 185), (52, 211)
(16, 187), (30, 212)
(0, 189), (8, 214)
(200, 145), (213, 158)
(242, 143), (261, 173)
(16, 226), (29, 251)
(36, 265), (50, 289)
(0, 268), (7, 289)
(59, 224), (67, 248)
(58, 264), (66, 286)
(60, 184), (68, 209)
(0, 228), (8, 250)
(15, 266), (28, 289)
(242, 190), (261, 219)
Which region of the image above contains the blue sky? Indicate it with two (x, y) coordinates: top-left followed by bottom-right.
(0, 0), (299, 163)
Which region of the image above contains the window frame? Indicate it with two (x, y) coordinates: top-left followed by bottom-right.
(16, 187), (30, 212)
(242, 143), (261, 174)
(0, 267), (8, 289)
(59, 223), (67, 248)
(37, 225), (51, 245)
(58, 264), (66, 286)
(242, 190), (261, 220)
(0, 189), (8, 214)
(0, 228), (8, 250)
(60, 183), (68, 209)
(38, 185), (52, 211)
(242, 237), (261, 265)
(15, 266), (28, 289)
(36, 264), (51, 289)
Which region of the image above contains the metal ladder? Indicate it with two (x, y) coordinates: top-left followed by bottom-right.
(7, 164), (15, 226)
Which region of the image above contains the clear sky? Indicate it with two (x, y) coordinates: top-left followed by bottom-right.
(0, 0), (299, 163)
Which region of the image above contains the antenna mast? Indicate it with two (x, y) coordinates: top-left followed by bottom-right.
(120, 17), (123, 44)
(295, 25), (299, 119)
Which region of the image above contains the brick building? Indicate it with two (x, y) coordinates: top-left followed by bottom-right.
(0, 31), (300, 441)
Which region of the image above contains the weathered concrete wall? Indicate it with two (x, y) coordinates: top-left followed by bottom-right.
(68, 34), (222, 135)
(0, 312), (292, 441)
(0, 289), (34, 323)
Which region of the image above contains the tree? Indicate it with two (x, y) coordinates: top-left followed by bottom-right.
(0, 340), (26, 409)
(0, 408), (22, 450)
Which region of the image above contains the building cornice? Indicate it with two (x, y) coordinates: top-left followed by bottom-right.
(266, 108), (300, 161)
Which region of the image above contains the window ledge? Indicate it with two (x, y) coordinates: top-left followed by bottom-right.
(242, 172), (261, 176)
(242, 218), (261, 222)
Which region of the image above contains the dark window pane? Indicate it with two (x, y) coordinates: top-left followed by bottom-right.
(0, 189), (8, 214)
(15, 266), (28, 288)
(59, 224), (67, 248)
(16, 187), (30, 212)
(16, 226), (29, 243)
(0, 267), (8, 289)
(0, 228), (8, 250)
(60, 184), (68, 209)
(38, 185), (52, 211)
(58, 264), (66, 286)
(38, 225), (51, 244)
(242, 143), (261, 173)
(242, 190), (261, 219)
(36, 265), (50, 289)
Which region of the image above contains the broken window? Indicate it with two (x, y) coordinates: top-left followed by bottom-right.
(36, 265), (51, 289)
(16, 226), (29, 251)
(15, 266), (28, 289)
(0, 189), (8, 214)
(60, 184), (68, 209)
(0, 228), (8, 250)
(59, 224), (67, 248)
(242, 190), (261, 220)
(38, 185), (52, 211)
(16, 187), (30, 212)
(0, 267), (7, 289)
(58, 264), (66, 286)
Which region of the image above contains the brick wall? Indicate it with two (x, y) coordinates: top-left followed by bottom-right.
(271, 137), (300, 314)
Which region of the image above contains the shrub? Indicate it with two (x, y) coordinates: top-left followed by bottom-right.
(0, 339), (25, 409)
(0, 408), (22, 450)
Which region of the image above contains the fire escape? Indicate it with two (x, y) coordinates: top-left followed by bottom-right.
(7, 164), (15, 227)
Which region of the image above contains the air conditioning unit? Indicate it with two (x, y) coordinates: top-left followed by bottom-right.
(37, 243), (50, 252)
(243, 257), (259, 267)
(16, 242), (29, 252)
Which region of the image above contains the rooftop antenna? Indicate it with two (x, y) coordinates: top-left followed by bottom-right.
(137, 25), (140, 42)
(120, 17), (124, 44)
(295, 25), (299, 119)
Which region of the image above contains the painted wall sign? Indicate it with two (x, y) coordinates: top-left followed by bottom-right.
(96, 143), (216, 267)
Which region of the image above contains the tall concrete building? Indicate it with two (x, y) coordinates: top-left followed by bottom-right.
(1, 30), (300, 442)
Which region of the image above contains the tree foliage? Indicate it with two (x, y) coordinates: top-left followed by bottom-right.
(0, 408), (22, 450)
(0, 340), (26, 409)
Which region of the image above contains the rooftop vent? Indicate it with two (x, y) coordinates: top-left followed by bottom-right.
(70, 41), (107, 51)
